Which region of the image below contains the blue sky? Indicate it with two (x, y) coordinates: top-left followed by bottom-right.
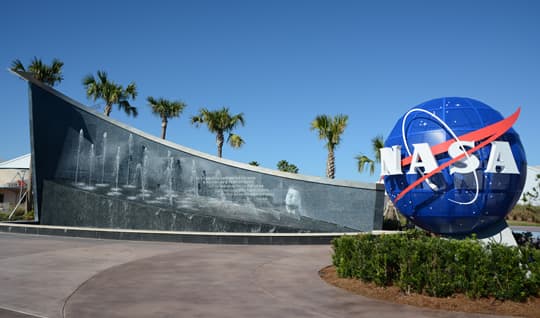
(1, 0), (538, 183)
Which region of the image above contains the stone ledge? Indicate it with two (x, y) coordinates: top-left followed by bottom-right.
(0, 222), (377, 245)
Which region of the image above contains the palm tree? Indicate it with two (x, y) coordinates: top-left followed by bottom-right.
(147, 97), (187, 139)
(356, 135), (401, 223)
(83, 71), (138, 117)
(191, 107), (245, 158)
(356, 135), (384, 175)
(10, 57), (64, 86)
(310, 114), (348, 179)
(277, 160), (299, 174)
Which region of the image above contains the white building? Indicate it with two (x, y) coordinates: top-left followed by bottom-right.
(0, 154), (30, 212)
(521, 165), (540, 206)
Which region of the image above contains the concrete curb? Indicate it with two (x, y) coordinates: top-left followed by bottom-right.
(0, 222), (392, 245)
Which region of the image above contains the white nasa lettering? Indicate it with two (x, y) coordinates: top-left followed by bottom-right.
(485, 141), (519, 174)
(380, 140), (519, 176)
(380, 145), (402, 175)
(407, 143), (438, 175)
(448, 141), (479, 175)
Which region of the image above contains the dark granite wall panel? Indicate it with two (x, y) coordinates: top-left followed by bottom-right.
(27, 79), (384, 232)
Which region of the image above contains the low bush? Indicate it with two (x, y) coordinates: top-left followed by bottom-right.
(23, 210), (34, 220)
(507, 205), (540, 223)
(11, 207), (25, 219)
(0, 209), (34, 221)
(332, 231), (540, 301)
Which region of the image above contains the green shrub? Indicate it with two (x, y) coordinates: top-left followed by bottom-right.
(23, 210), (34, 220)
(485, 244), (531, 301)
(452, 238), (491, 298)
(332, 231), (540, 301)
(332, 235), (360, 278)
(0, 209), (34, 221)
(396, 232), (438, 295)
(522, 247), (540, 297)
(372, 234), (404, 285)
(8, 207), (25, 220)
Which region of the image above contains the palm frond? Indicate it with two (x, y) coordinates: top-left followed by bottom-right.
(192, 107), (245, 155)
(83, 71), (137, 117)
(329, 114), (348, 147)
(10, 59), (25, 72)
(230, 112), (245, 128)
(126, 82), (137, 98)
(117, 100), (137, 117)
(97, 70), (108, 84)
(310, 114), (330, 141)
(227, 133), (245, 148)
(190, 115), (203, 126)
(277, 160), (299, 173)
(311, 114), (348, 151)
(147, 96), (186, 119)
(82, 73), (96, 86)
(371, 135), (385, 163)
(13, 57), (63, 86)
(355, 154), (375, 175)
(146, 96), (157, 106)
(129, 105), (138, 117)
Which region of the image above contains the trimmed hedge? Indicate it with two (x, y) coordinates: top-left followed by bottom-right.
(332, 231), (540, 301)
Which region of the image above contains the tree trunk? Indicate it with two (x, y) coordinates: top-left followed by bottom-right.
(161, 118), (167, 139)
(216, 132), (224, 158)
(104, 104), (112, 117)
(326, 148), (335, 179)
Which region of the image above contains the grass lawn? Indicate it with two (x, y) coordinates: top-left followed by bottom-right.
(507, 220), (540, 227)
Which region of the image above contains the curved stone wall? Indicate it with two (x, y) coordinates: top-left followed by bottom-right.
(20, 72), (384, 232)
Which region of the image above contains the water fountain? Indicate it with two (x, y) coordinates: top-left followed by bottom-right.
(156, 151), (176, 206)
(167, 151), (179, 198)
(96, 132), (109, 187)
(139, 146), (151, 199)
(108, 146), (122, 196)
(82, 144), (96, 190)
(74, 129), (84, 185)
(124, 134), (135, 188)
(127, 163), (142, 201)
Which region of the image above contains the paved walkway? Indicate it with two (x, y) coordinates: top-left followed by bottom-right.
(0, 232), (510, 318)
(511, 225), (540, 233)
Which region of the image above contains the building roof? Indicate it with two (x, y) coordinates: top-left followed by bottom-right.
(0, 154), (30, 169)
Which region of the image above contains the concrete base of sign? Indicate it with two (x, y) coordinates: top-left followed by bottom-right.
(448, 219), (518, 246)
(479, 225), (517, 247)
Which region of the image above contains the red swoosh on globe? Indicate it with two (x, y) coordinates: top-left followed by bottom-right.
(393, 108), (520, 204)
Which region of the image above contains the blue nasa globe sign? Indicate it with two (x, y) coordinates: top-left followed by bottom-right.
(383, 97), (526, 235)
